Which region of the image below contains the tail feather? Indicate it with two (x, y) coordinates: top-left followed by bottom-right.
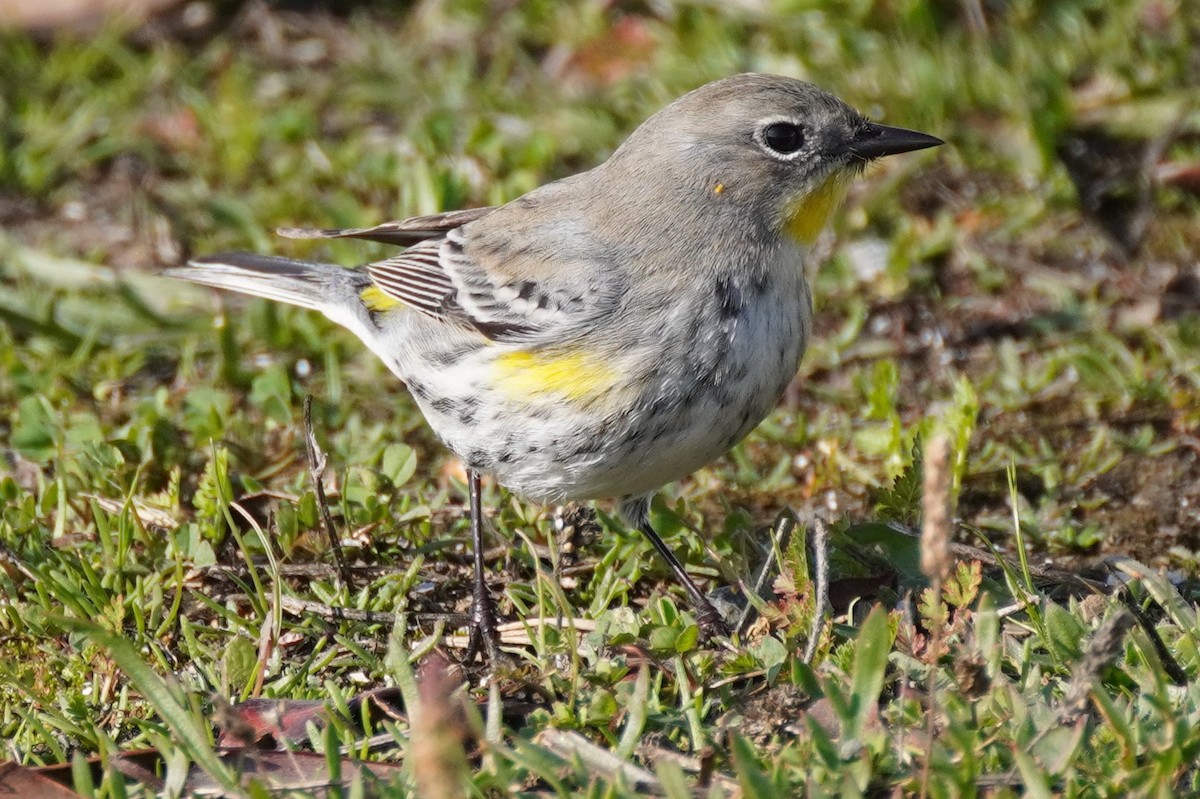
(165, 252), (380, 344)
(164, 253), (368, 313)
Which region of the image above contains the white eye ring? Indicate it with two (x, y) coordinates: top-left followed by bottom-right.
(754, 117), (807, 161)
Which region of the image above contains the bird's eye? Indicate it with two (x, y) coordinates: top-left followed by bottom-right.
(762, 122), (804, 155)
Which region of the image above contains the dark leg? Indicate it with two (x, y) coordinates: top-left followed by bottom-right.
(464, 470), (501, 662)
(620, 496), (729, 637)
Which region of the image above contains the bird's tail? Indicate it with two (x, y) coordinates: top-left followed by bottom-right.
(164, 253), (375, 336)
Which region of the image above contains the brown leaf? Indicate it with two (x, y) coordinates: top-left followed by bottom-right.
(0, 761), (82, 798)
(195, 750), (403, 794)
(214, 696), (324, 748)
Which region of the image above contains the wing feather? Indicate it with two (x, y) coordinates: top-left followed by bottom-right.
(280, 202), (623, 344)
(278, 207), (496, 246)
(365, 241), (454, 315)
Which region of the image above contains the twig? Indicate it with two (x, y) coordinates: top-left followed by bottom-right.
(803, 517), (830, 665)
(537, 729), (660, 794)
(441, 617), (597, 650)
(203, 563), (401, 582)
(303, 396), (349, 588)
(218, 593), (469, 627)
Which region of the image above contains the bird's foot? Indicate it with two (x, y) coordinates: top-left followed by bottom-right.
(463, 584), (502, 664)
(694, 597), (731, 641)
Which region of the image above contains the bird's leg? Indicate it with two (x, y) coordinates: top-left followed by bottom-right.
(623, 497), (729, 638)
(464, 470), (501, 662)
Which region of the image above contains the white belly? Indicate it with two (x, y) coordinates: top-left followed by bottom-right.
(387, 264), (812, 503)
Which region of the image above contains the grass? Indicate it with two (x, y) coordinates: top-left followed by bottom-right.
(1, 0), (1199, 795)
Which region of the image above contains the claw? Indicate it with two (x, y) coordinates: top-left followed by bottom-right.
(464, 584), (501, 663)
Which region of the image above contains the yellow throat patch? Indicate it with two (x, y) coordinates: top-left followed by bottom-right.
(492, 350), (621, 403)
(784, 175), (851, 246)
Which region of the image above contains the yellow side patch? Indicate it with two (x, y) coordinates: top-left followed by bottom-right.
(361, 285), (403, 312)
(492, 350), (621, 403)
(784, 175), (850, 246)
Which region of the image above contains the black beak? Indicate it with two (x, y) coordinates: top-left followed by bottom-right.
(848, 122), (943, 161)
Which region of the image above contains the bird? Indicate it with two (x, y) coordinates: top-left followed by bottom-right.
(166, 73), (942, 660)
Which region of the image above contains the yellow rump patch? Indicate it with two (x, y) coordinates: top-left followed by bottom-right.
(492, 350), (621, 402)
(784, 175), (850, 246)
(361, 285), (403, 312)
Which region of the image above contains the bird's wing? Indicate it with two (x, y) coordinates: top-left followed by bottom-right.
(363, 239), (455, 318)
(278, 207), (497, 246)
(366, 223), (628, 344)
(283, 185), (627, 343)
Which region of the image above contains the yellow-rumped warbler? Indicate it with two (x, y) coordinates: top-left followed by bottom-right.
(168, 73), (940, 658)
